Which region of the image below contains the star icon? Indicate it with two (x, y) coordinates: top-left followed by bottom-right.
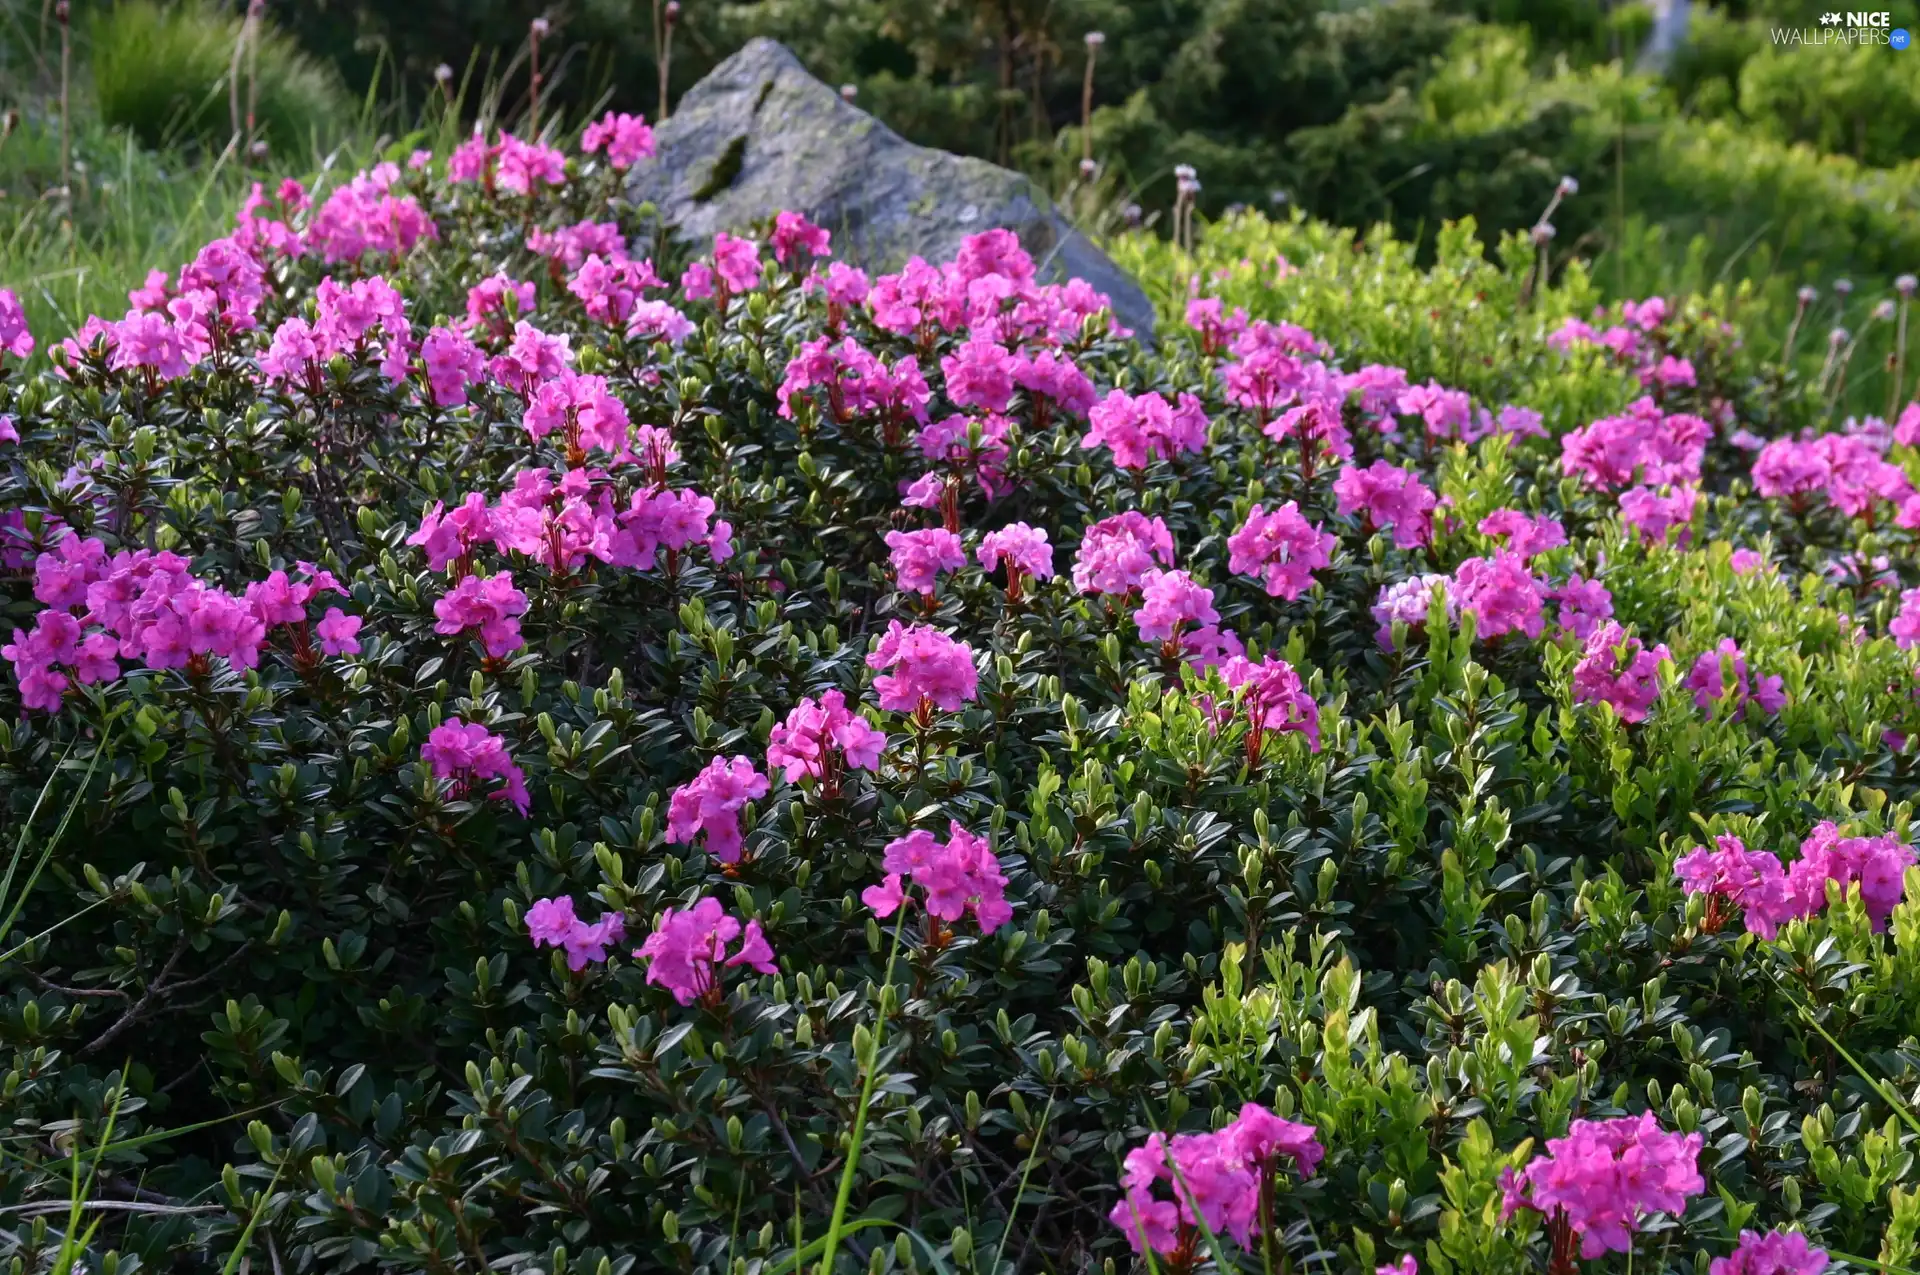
(1820, 11), (1842, 23)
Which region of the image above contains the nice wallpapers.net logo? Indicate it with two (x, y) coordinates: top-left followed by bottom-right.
(1772, 10), (1912, 45)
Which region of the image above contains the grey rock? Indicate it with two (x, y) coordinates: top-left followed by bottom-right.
(627, 37), (1155, 341)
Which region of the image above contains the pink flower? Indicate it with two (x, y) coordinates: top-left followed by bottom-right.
(885, 528), (967, 596)
(495, 134), (568, 195)
(1730, 548), (1767, 575)
(1082, 388), (1209, 469)
(1263, 398), (1353, 468)
(580, 110), (656, 168)
(408, 493), (494, 571)
(627, 300), (696, 345)
(463, 274), (537, 334)
(1477, 509), (1566, 560)
(1010, 349), (1097, 420)
(421, 717), (531, 814)
(489, 321), (574, 397)
(767, 689), (886, 784)
(1396, 380), (1472, 439)
(977, 523), (1053, 584)
(523, 369), (633, 455)
(1226, 502), (1334, 601)
(1553, 575), (1613, 640)
(1216, 654), (1321, 754)
(607, 485), (732, 569)
(817, 262), (870, 309)
(110, 310), (193, 380)
(712, 232), (762, 294)
(1073, 513), (1175, 596)
(941, 338), (1017, 414)
(315, 607), (363, 656)
(526, 896), (627, 971)
(1377, 1260), (1418, 1275)
(1892, 587), (1920, 649)
(432, 572), (529, 658)
(1467, 404), (1547, 443)
(1710, 1230), (1829, 1275)
(1334, 462), (1437, 549)
(1652, 355), (1696, 387)
(569, 254), (665, 326)
(0, 289), (34, 359)
(770, 211), (831, 266)
(1341, 364), (1410, 431)
(1185, 296), (1248, 355)
(1218, 1103), (1324, 1179)
(1618, 484), (1699, 546)
(1134, 569), (1218, 643)
(1500, 1113), (1704, 1259)
(901, 471), (946, 511)
(1572, 622), (1670, 723)
(303, 168), (436, 263)
(635, 897), (777, 1006)
(862, 820), (1012, 932)
(1562, 398), (1708, 490)
(1674, 835), (1793, 938)
(1895, 400), (1920, 447)
(1372, 574), (1454, 648)
(1107, 1105), (1321, 1257)
(1687, 639), (1786, 718)
(666, 755), (771, 863)
(419, 326), (487, 407)
(1780, 821), (1916, 931)
(865, 621), (978, 713)
(1751, 438), (1830, 501)
(1450, 553), (1546, 641)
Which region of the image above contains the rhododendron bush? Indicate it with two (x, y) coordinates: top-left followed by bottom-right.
(6, 129), (1920, 1275)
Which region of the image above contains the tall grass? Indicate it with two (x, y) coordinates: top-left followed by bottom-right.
(88, 0), (348, 155)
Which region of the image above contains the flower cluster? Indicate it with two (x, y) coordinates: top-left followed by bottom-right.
(1499, 1113), (1704, 1259)
(1709, 1230), (1829, 1275)
(1450, 553), (1546, 641)
(666, 755), (771, 863)
(421, 718), (532, 814)
(1073, 512), (1175, 596)
(2, 538), (364, 711)
(1108, 1104), (1324, 1256)
(1571, 622), (1671, 723)
(1334, 461), (1436, 549)
(885, 528), (968, 596)
(866, 621), (979, 714)
(766, 690), (887, 786)
(861, 821), (1012, 932)
(1686, 639), (1786, 719)
(635, 897), (777, 1006)
(1560, 396), (1709, 490)
(1215, 654), (1321, 760)
(1226, 501), (1335, 600)
(977, 522), (1054, 599)
(525, 897), (627, 970)
(1081, 388), (1210, 469)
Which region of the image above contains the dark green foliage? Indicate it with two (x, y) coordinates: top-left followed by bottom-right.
(1, 136), (1920, 1275)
